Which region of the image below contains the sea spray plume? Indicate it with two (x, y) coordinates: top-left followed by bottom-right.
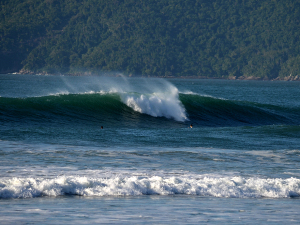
(48, 75), (188, 121)
(119, 79), (188, 122)
(60, 75), (188, 122)
(59, 74), (131, 95)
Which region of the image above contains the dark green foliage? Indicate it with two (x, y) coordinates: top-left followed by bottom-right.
(1, 0), (300, 78)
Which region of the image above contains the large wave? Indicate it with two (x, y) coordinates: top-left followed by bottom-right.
(0, 78), (188, 123)
(1, 174), (299, 199)
(1, 77), (300, 127)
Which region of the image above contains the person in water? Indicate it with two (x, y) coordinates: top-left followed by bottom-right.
(190, 124), (193, 128)
(101, 126), (103, 129)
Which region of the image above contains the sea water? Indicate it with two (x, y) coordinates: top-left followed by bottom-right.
(0, 74), (300, 224)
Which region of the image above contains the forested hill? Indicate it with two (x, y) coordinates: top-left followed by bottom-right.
(1, 0), (300, 79)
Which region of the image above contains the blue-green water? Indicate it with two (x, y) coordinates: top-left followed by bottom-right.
(0, 74), (300, 224)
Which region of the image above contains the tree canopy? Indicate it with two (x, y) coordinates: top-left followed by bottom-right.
(1, 0), (300, 79)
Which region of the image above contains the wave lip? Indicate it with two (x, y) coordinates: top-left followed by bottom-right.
(2, 77), (300, 126)
(121, 89), (187, 122)
(0, 78), (189, 123)
(1, 175), (299, 199)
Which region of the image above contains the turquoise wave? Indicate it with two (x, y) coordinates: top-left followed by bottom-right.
(1, 92), (299, 127)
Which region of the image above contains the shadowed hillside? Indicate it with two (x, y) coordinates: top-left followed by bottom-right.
(1, 0), (300, 79)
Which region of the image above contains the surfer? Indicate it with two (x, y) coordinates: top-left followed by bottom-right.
(190, 124), (193, 128)
(101, 126), (103, 129)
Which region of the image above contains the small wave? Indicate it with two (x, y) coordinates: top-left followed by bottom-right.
(1, 175), (299, 199)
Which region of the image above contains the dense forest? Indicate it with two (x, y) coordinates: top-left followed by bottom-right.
(1, 0), (300, 79)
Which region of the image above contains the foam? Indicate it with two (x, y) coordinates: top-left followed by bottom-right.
(1, 175), (299, 199)
(180, 91), (199, 95)
(121, 87), (188, 122)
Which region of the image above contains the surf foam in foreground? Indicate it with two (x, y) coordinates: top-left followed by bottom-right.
(1, 175), (299, 199)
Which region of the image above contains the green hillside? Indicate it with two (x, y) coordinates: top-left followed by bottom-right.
(1, 0), (300, 79)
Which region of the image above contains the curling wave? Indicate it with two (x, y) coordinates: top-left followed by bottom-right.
(1, 89), (300, 127)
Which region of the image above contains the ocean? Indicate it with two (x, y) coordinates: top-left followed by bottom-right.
(0, 74), (299, 224)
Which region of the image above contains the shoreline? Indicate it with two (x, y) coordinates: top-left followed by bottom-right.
(7, 69), (300, 81)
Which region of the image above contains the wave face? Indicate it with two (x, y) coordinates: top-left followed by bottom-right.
(1, 76), (300, 127)
(1, 175), (299, 199)
(1, 92), (299, 128)
(180, 93), (300, 126)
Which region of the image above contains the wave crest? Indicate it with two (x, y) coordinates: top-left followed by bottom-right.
(121, 89), (187, 122)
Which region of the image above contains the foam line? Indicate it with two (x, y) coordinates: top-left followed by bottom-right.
(1, 175), (299, 199)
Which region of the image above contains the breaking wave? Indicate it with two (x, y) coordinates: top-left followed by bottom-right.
(1, 175), (299, 199)
(1, 77), (300, 127)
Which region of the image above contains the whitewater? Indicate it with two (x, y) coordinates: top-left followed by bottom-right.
(0, 74), (300, 224)
(2, 174), (299, 199)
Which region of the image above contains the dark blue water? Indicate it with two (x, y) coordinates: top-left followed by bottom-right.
(0, 74), (300, 224)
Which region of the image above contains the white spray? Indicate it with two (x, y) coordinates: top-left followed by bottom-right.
(120, 81), (187, 122)
(59, 75), (188, 122)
